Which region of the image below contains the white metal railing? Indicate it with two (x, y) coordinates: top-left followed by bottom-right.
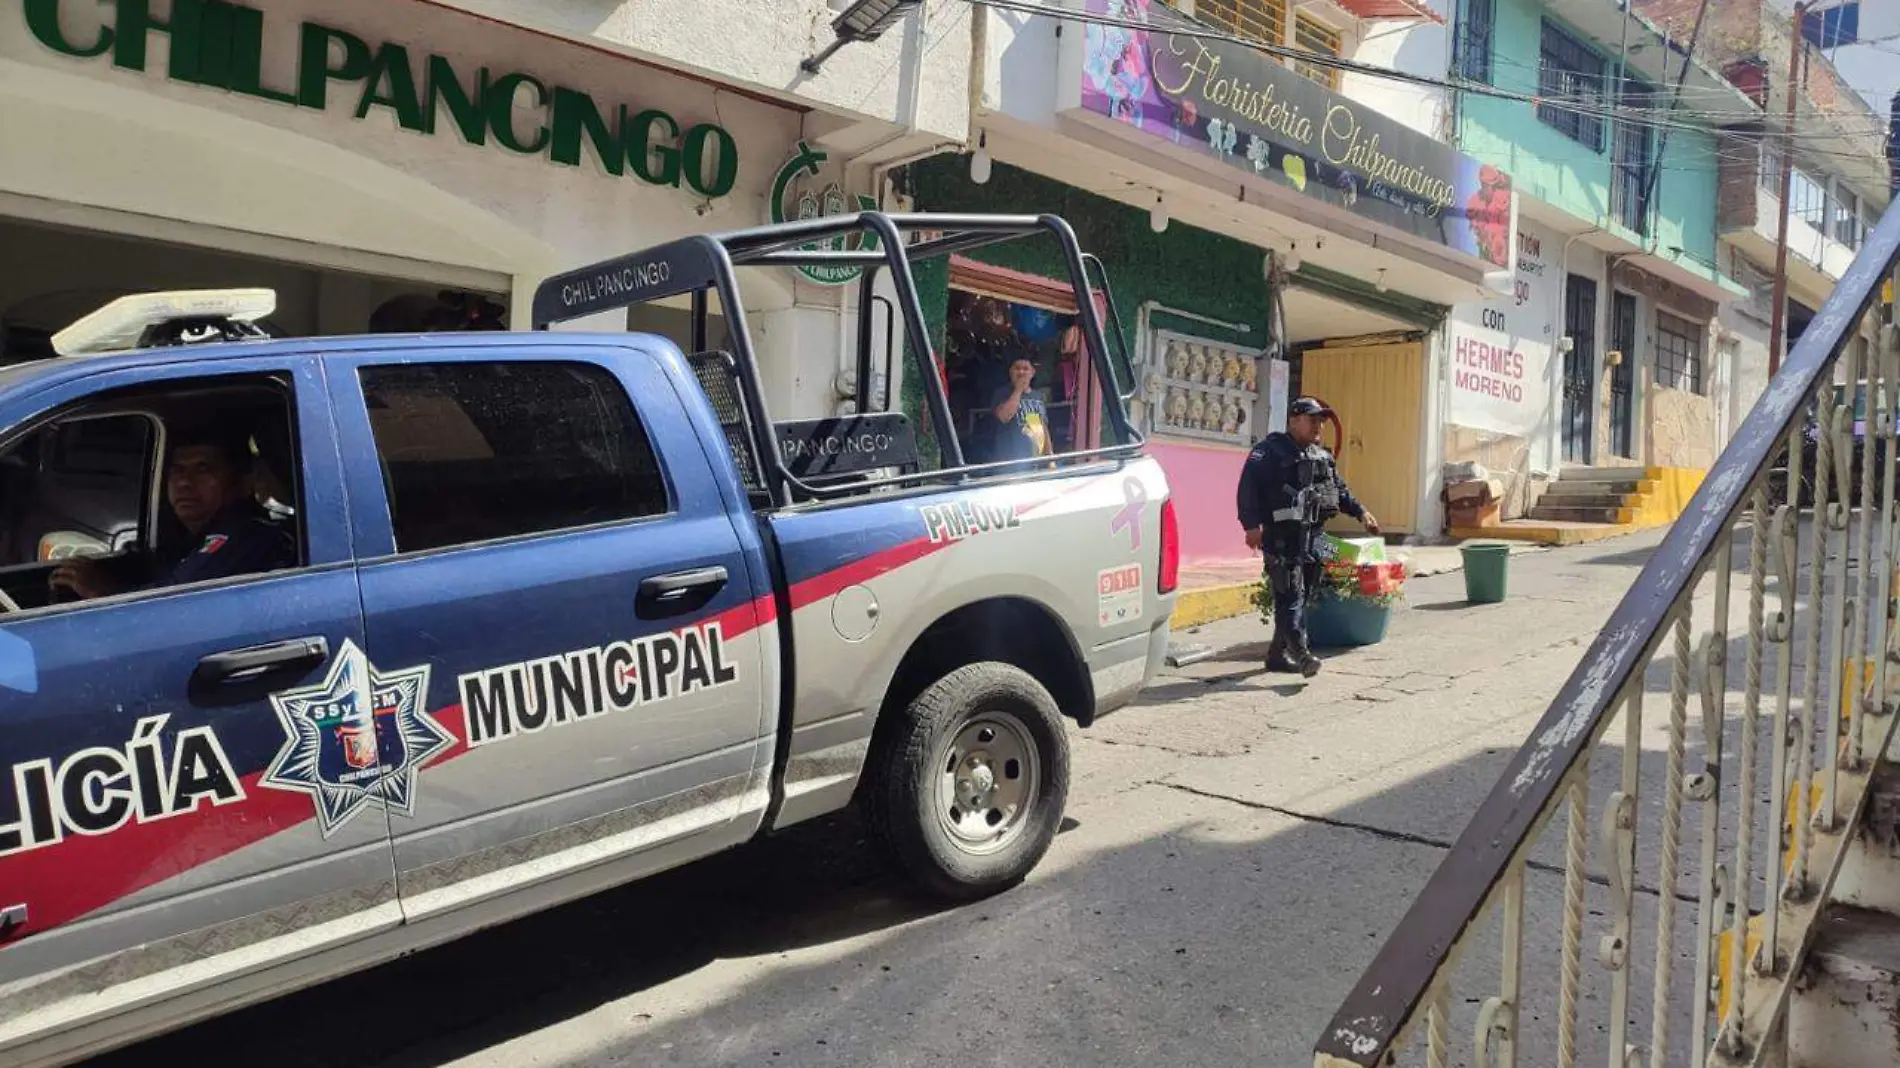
(1315, 210), (1900, 1067)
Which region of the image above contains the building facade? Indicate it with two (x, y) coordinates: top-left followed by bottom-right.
(1633, 0), (1894, 391)
(1, 0), (967, 424)
(1419, 0), (1758, 519)
(940, 0), (1512, 566)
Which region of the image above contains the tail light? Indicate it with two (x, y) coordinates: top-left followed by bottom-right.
(1158, 497), (1180, 595)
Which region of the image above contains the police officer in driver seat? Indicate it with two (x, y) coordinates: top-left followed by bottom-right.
(1237, 397), (1380, 677)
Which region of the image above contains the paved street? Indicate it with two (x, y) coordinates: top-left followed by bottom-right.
(87, 529), (1680, 1068)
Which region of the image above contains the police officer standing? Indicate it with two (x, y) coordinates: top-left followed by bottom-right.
(1236, 397), (1380, 676)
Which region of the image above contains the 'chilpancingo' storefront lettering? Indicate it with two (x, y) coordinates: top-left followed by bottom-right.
(23, 0), (740, 197)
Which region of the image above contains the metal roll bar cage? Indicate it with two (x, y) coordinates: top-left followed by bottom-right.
(531, 212), (1145, 509)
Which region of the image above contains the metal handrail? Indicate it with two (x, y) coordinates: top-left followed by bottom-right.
(1314, 201), (1900, 1066)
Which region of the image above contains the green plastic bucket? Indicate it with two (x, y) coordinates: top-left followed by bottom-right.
(1461, 542), (1511, 604)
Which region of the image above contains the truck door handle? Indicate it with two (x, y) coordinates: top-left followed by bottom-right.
(639, 566), (729, 601)
(196, 636), (330, 684)
(0, 904), (25, 935)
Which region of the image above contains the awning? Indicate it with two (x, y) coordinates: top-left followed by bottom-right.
(1333, 0), (1444, 23)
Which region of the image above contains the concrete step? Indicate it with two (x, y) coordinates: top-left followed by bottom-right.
(1542, 478), (1655, 498)
(1533, 494), (1630, 511)
(1557, 465), (1657, 483)
(1527, 504), (1627, 524)
(1790, 904), (1900, 1068)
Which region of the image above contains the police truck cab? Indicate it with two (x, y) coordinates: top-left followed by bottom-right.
(0, 213), (1177, 1067)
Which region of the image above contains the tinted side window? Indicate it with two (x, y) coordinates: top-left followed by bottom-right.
(359, 361), (668, 553)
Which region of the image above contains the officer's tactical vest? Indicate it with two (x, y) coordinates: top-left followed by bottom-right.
(1296, 448), (1342, 524)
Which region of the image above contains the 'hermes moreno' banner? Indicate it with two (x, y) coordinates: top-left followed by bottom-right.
(1073, 0), (1512, 269)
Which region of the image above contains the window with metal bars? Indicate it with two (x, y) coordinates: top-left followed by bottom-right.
(1610, 76), (1654, 234)
(1536, 20), (1605, 151)
(1293, 14), (1342, 89)
(1456, 0), (1494, 83)
(1196, 0), (1288, 51)
(1655, 310), (1704, 394)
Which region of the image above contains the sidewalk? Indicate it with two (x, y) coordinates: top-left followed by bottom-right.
(1170, 540), (1559, 629)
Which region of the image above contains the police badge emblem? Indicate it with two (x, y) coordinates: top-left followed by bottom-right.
(261, 639), (454, 837)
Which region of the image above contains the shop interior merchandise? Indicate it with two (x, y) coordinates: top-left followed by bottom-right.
(942, 289), (1093, 462)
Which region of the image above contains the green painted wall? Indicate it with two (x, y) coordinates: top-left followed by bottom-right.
(899, 156), (1275, 456)
(1457, 0), (1719, 274)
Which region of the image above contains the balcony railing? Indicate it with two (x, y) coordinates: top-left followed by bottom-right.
(1315, 202), (1900, 1066)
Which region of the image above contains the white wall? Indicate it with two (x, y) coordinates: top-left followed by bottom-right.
(1718, 243), (1777, 441)
(1719, 313), (1769, 440)
(982, 2), (1061, 123)
(435, 0), (973, 145)
(1339, 7), (1453, 142)
(1443, 219), (1570, 475)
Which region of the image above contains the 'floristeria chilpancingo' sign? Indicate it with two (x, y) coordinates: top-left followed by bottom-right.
(23, 0), (740, 198)
(1075, 0), (1512, 269)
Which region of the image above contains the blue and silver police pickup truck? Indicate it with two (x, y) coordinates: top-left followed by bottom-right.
(0, 213), (1177, 1066)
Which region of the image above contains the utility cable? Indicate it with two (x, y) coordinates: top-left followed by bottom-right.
(967, 0), (1895, 148)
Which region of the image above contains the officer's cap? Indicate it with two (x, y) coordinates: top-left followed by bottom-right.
(1287, 396), (1333, 418)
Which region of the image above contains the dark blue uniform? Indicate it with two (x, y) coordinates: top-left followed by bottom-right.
(153, 503), (296, 589)
(1236, 431), (1366, 661)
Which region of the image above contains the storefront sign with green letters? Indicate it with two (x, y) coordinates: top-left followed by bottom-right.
(24, 0), (740, 197)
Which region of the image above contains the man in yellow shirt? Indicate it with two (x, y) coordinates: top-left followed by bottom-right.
(990, 355), (1050, 463)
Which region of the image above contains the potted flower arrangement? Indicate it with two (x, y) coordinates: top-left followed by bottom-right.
(1250, 557), (1407, 648)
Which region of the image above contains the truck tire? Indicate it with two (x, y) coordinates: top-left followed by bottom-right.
(863, 661), (1071, 902)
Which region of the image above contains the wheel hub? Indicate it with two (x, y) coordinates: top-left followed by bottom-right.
(935, 713), (1040, 855)
(956, 756), (998, 808)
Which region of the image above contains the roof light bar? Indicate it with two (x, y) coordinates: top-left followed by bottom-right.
(52, 288), (277, 357)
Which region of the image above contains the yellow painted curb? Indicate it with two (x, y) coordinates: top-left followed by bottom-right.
(1170, 582), (1259, 629)
(1449, 524), (1638, 546)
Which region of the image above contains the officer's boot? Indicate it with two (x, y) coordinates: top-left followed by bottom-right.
(1290, 635), (1323, 678)
(1264, 633), (1299, 673)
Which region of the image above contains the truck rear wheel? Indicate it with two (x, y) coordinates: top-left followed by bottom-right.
(864, 662), (1070, 902)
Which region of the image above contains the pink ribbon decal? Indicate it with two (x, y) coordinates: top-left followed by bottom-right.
(1110, 475), (1147, 550)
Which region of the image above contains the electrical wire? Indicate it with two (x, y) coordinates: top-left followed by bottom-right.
(966, 0), (1896, 152)
(953, 0), (1896, 220)
(968, 0), (1739, 130)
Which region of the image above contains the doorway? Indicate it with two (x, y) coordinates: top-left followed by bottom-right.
(1609, 290), (1637, 459)
(1563, 274), (1599, 463)
(1297, 340), (1423, 536)
(942, 258), (1107, 463)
